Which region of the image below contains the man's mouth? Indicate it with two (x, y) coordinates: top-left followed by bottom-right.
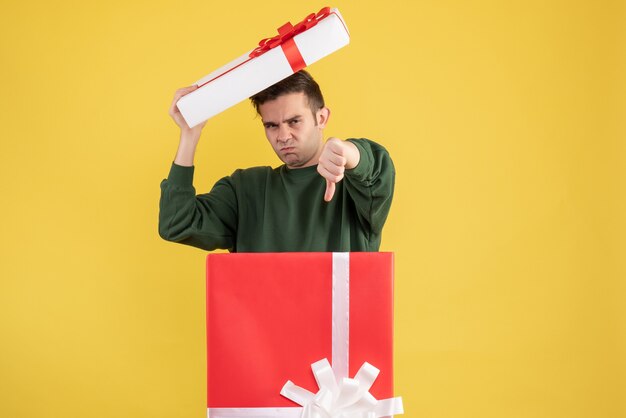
(281, 146), (295, 153)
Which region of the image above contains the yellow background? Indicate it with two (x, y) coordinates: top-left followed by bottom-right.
(1, 0), (624, 417)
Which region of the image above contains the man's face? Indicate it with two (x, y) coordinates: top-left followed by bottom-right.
(258, 92), (329, 169)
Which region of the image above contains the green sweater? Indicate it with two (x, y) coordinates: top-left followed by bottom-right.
(159, 138), (394, 252)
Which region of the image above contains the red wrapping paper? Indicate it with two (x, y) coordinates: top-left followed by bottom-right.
(206, 252), (394, 408)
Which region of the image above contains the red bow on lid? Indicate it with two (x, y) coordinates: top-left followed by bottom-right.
(249, 7), (332, 72)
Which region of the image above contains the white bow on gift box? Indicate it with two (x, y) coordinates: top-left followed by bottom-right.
(281, 359), (404, 418)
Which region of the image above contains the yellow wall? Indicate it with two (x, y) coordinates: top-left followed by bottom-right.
(1, 1), (624, 417)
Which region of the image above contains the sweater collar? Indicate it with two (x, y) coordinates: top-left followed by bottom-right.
(280, 164), (320, 179)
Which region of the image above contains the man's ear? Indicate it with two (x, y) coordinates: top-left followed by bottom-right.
(316, 107), (331, 128)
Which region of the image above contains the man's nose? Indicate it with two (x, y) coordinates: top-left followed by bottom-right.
(277, 123), (291, 142)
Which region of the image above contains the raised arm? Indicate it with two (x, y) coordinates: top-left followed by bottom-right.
(168, 85), (207, 167)
(159, 86), (238, 251)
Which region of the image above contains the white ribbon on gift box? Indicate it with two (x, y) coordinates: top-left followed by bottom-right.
(281, 358), (404, 418)
(208, 253), (403, 418)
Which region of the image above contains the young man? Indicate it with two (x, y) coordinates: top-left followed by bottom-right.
(159, 70), (394, 252)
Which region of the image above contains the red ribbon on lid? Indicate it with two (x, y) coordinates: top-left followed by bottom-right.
(249, 7), (332, 72)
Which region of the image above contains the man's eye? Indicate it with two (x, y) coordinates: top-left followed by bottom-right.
(264, 124), (277, 129)
(289, 120), (300, 125)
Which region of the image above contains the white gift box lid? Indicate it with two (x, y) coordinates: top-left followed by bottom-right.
(176, 7), (350, 128)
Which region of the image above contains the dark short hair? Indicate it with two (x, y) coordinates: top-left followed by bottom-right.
(250, 70), (325, 116)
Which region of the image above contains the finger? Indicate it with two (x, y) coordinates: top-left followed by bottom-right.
(173, 86), (197, 102)
(325, 152), (347, 167)
(325, 137), (346, 154)
(317, 164), (344, 183)
(169, 86), (198, 115)
(324, 180), (336, 202)
(170, 86), (196, 107)
(177, 85), (198, 94)
(319, 161), (345, 179)
(169, 94), (185, 116)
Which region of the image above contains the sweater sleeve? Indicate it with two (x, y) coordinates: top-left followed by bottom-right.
(159, 163), (238, 251)
(343, 138), (396, 235)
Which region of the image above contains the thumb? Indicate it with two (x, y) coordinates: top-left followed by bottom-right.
(324, 179), (336, 202)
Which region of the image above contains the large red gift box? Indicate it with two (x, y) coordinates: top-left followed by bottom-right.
(206, 252), (397, 417)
